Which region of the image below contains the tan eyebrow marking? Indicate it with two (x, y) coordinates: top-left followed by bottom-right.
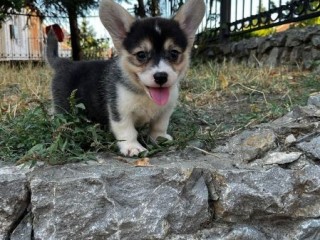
(131, 39), (152, 54)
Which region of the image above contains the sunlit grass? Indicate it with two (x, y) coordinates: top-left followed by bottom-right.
(1, 61), (319, 164)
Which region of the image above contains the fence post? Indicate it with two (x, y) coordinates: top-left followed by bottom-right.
(220, 0), (231, 41)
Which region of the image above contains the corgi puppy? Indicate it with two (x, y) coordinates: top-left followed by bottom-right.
(46, 0), (205, 156)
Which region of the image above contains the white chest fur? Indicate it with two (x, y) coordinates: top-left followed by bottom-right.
(116, 84), (178, 126)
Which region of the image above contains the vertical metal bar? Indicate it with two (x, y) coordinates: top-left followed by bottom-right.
(258, 0), (261, 13)
(242, 0), (245, 19)
(235, 0), (238, 20)
(220, 0), (231, 41)
(215, 0), (218, 29)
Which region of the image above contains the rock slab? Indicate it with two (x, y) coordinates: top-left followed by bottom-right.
(30, 166), (210, 240)
(0, 167), (29, 240)
(206, 26), (320, 69)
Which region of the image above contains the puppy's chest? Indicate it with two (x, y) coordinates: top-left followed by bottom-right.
(132, 101), (163, 125)
(117, 87), (164, 125)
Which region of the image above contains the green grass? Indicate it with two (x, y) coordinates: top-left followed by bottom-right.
(1, 61), (320, 165)
(0, 97), (116, 165)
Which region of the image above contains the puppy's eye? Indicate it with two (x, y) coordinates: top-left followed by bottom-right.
(167, 50), (180, 61)
(135, 51), (149, 62)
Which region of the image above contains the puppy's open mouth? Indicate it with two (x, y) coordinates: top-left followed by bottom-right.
(147, 87), (170, 106)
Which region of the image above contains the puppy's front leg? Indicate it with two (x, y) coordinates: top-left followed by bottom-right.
(110, 118), (146, 157)
(150, 107), (174, 142)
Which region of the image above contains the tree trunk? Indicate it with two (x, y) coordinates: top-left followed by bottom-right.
(136, 0), (146, 18)
(150, 0), (160, 16)
(67, 7), (82, 61)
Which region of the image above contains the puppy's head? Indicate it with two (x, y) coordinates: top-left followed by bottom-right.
(99, 0), (205, 106)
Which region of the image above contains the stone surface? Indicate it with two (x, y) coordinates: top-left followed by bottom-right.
(214, 165), (320, 221)
(214, 128), (276, 162)
(11, 213), (32, 240)
(2, 157), (320, 239)
(311, 47), (320, 60)
(2, 94), (320, 239)
(245, 37), (260, 49)
(263, 151), (302, 165)
(265, 47), (283, 66)
(167, 219), (320, 239)
(311, 34), (320, 48)
(269, 33), (287, 47)
(308, 92), (320, 108)
(285, 30), (305, 47)
(297, 136), (320, 160)
(258, 39), (272, 53)
(206, 26), (320, 68)
(0, 166), (29, 240)
(30, 165), (211, 240)
(285, 134), (297, 145)
(290, 46), (303, 63)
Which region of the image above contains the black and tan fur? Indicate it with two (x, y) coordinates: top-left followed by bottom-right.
(47, 0), (205, 156)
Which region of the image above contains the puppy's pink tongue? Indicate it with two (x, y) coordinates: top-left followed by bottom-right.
(148, 87), (170, 106)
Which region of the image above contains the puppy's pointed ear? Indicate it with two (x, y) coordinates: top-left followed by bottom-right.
(173, 0), (205, 46)
(99, 0), (135, 50)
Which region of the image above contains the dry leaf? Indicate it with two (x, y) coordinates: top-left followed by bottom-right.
(133, 158), (152, 167)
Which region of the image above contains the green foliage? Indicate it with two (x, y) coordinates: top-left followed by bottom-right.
(296, 73), (320, 105)
(295, 17), (320, 28)
(135, 104), (218, 158)
(80, 19), (109, 59)
(170, 105), (217, 150)
(0, 0), (24, 24)
(0, 93), (116, 165)
(249, 27), (276, 37)
(33, 0), (100, 60)
(33, 0), (99, 16)
(0, 86), (214, 165)
(292, 1), (320, 27)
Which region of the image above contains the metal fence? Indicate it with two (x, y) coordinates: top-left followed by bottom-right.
(167, 0), (320, 40)
(0, 36), (111, 61)
(0, 37), (43, 61)
(1, 0), (320, 61)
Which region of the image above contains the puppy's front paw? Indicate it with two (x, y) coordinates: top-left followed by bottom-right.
(118, 141), (147, 157)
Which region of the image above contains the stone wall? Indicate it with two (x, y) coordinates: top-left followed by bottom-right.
(207, 26), (320, 68)
(1, 93), (320, 239)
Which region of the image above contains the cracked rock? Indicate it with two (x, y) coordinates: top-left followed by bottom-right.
(166, 219), (320, 239)
(263, 151), (302, 165)
(29, 165), (210, 240)
(213, 165), (320, 222)
(0, 166), (30, 239)
(11, 213), (33, 240)
(308, 92), (320, 108)
(285, 134), (297, 145)
(215, 128), (276, 162)
(297, 135), (320, 160)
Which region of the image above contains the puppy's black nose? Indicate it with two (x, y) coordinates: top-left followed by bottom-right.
(153, 72), (168, 86)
